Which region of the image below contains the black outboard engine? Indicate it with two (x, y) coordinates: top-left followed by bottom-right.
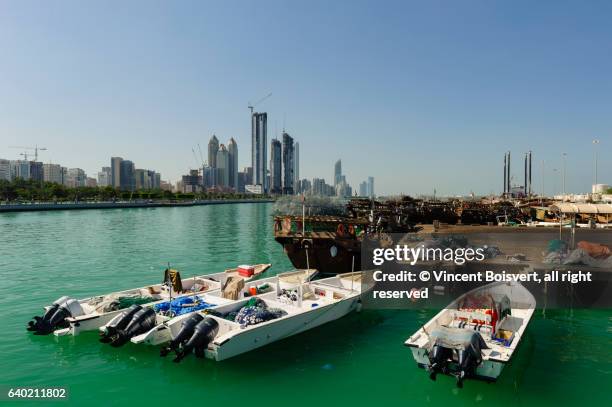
(27, 297), (84, 335)
(173, 318), (219, 363)
(456, 348), (481, 388)
(427, 345), (453, 381)
(109, 307), (157, 347)
(99, 305), (143, 343)
(160, 313), (204, 357)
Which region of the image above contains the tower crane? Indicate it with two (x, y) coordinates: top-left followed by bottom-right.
(9, 145), (48, 161)
(248, 92), (272, 115)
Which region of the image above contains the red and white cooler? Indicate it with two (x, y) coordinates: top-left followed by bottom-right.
(238, 265), (255, 277)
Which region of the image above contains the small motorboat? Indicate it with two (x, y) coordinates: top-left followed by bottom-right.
(132, 272), (367, 362)
(26, 264), (272, 336)
(103, 269), (319, 347)
(404, 280), (535, 387)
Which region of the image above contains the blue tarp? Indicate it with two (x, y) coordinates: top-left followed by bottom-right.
(154, 296), (215, 316)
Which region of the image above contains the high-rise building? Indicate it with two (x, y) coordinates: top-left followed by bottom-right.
(334, 159), (342, 186)
(119, 160), (135, 191)
(294, 142), (300, 194)
(216, 144), (229, 188)
(367, 176), (375, 197)
(10, 160), (30, 180)
(60, 167), (68, 186)
(208, 134), (219, 169)
(251, 112), (267, 192)
(269, 139), (282, 194)
(282, 132), (294, 195)
(237, 171), (246, 193)
(111, 157), (123, 188)
(66, 168), (86, 188)
(244, 166), (253, 186)
(359, 181), (367, 197)
(202, 165), (216, 189)
(135, 169), (147, 190)
(227, 138), (238, 191)
(43, 163), (63, 184)
(86, 177), (97, 188)
(0, 159), (10, 181)
(181, 169), (202, 193)
(97, 167), (111, 187)
(30, 162), (44, 182)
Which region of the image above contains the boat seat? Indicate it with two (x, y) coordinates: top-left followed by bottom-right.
(497, 315), (523, 332)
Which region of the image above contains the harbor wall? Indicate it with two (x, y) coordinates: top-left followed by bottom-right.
(0, 199), (274, 213)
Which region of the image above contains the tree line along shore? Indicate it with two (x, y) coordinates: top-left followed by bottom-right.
(0, 179), (272, 203)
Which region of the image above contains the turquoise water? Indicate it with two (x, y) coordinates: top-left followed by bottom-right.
(1, 203), (610, 406)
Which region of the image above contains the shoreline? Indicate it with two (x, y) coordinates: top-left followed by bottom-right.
(0, 199), (274, 213)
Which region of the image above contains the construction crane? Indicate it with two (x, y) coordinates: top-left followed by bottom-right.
(9, 145), (47, 161)
(248, 92), (272, 115)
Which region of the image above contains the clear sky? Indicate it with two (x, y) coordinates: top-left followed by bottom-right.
(0, 0), (610, 196)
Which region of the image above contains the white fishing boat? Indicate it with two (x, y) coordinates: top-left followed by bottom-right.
(132, 272), (367, 362)
(101, 269), (319, 347)
(26, 264), (272, 336)
(404, 280), (535, 387)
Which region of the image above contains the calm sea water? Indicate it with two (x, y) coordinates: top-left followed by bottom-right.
(1, 203), (610, 406)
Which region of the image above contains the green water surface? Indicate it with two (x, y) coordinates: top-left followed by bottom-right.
(0, 203), (610, 406)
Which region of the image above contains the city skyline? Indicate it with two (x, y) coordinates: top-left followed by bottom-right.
(1, 1), (611, 195)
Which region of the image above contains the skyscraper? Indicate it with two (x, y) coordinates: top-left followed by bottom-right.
(269, 139), (282, 194)
(334, 159), (342, 186)
(0, 159), (10, 181)
(208, 134), (219, 169)
(119, 160), (135, 191)
(294, 142), (300, 194)
(67, 168), (86, 188)
(282, 132), (294, 195)
(30, 162), (44, 182)
(111, 157), (123, 188)
(97, 167), (111, 187)
(43, 163), (63, 184)
(227, 138), (238, 191)
(367, 176), (375, 197)
(135, 169), (147, 190)
(251, 112), (267, 192)
(359, 181), (367, 197)
(10, 160), (30, 180)
(216, 144), (229, 188)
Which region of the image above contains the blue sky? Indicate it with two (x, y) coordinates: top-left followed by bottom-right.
(0, 0), (610, 195)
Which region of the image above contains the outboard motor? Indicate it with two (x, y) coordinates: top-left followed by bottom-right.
(99, 305), (143, 343)
(427, 345), (453, 381)
(110, 307), (157, 347)
(455, 348), (481, 388)
(160, 313), (204, 357)
(173, 318), (219, 363)
(27, 296), (69, 332)
(27, 297), (84, 335)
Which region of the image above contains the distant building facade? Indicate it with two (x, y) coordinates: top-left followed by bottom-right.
(227, 138), (238, 191)
(294, 142), (300, 194)
(111, 157), (123, 188)
(282, 132), (294, 195)
(251, 112), (267, 192)
(43, 163), (63, 184)
(334, 159), (342, 186)
(269, 139), (282, 194)
(208, 134), (219, 170)
(119, 160), (135, 191)
(97, 167), (111, 187)
(216, 144), (229, 188)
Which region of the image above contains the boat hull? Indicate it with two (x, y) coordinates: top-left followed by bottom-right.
(276, 236), (361, 275)
(207, 297), (360, 361)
